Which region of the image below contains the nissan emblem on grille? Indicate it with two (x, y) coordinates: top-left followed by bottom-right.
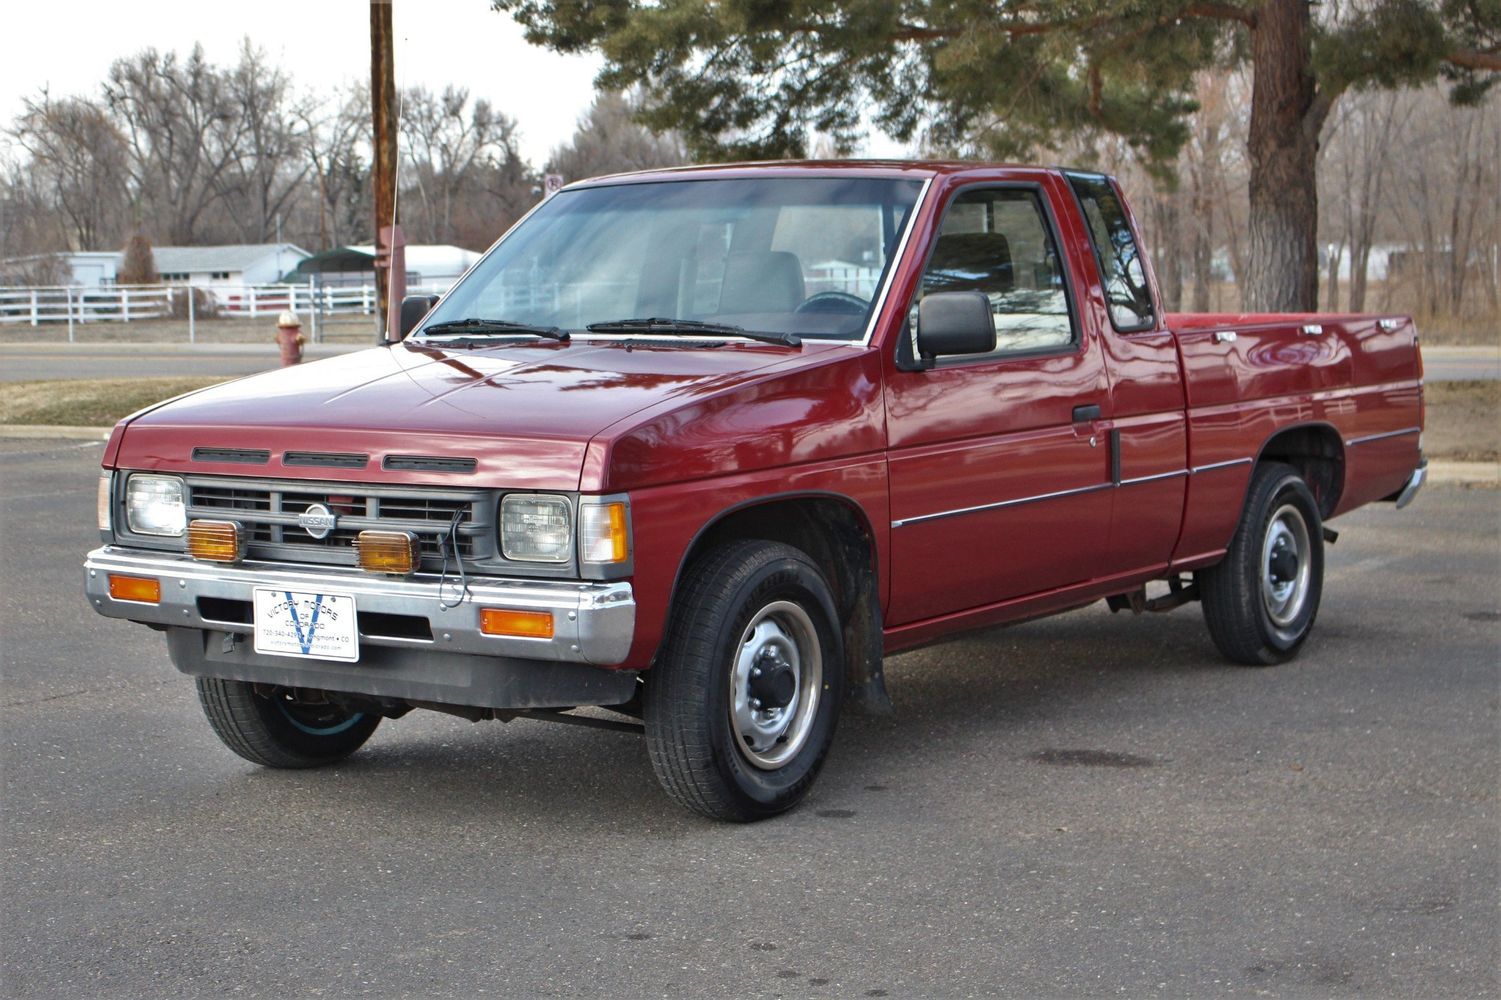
(297, 502), (338, 539)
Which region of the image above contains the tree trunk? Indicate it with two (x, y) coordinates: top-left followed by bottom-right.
(1191, 163), (1214, 312)
(1244, 0), (1326, 312)
(1153, 193), (1184, 311)
(1325, 242), (1341, 310)
(1349, 243), (1371, 311)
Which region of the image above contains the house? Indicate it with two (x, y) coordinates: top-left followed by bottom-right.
(3, 244), (311, 291)
(0, 251), (122, 288)
(152, 244), (310, 292)
(289, 244), (482, 292)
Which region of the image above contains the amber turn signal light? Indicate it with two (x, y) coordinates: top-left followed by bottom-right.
(187, 520), (244, 563)
(580, 501), (629, 564)
(108, 574), (161, 604)
(479, 608), (555, 639)
(355, 530), (420, 575)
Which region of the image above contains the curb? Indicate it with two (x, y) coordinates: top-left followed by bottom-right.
(1427, 460), (1499, 486)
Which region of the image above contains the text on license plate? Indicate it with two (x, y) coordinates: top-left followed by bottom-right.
(252, 589), (359, 662)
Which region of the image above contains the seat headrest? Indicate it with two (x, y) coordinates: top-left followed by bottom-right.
(924, 232), (1013, 294)
(719, 251), (806, 314)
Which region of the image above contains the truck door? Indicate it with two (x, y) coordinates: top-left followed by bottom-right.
(1064, 172), (1190, 578)
(884, 179), (1114, 625)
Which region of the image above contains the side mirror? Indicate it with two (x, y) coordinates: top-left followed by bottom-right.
(398, 294), (440, 340)
(916, 291), (995, 364)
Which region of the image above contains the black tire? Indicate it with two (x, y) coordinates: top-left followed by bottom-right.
(1197, 462), (1325, 665)
(644, 540), (845, 821)
(195, 677), (380, 768)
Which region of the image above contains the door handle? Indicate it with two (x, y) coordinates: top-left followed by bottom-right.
(1072, 404), (1102, 423)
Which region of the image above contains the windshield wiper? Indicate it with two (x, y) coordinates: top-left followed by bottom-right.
(585, 317), (800, 348)
(420, 318), (570, 342)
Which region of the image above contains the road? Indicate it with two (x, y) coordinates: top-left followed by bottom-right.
(1, 340), (1497, 383)
(2, 438), (1497, 999)
(0, 342), (363, 382)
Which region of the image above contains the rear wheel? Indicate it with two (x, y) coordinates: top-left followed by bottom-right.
(1197, 462), (1325, 665)
(196, 677), (380, 768)
(644, 540), (844, 821)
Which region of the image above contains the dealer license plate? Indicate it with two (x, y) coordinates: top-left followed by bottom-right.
(252, 589), (359, 662)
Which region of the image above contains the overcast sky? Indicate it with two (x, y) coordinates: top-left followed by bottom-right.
(2, 0), (605, 165)
(3, 0), (905, 167)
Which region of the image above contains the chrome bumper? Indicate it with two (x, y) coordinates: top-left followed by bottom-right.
(84, 546), (635, 666)
(1395, 459), (1427, 510)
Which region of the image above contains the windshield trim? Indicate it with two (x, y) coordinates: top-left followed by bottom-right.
(413, 174), (933, 351)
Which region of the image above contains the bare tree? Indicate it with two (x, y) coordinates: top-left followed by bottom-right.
(8, 92), (131, 250)
(104, 46), (251, 244)
(218, 40), (314, 243)
(400, 86), (524, 245)
(302, 84), (371, 250)
(1382, 86), (1500, 317)
(1320, 89), (1410, 311)
(546, 91), (689, 184)
(0, 156), (73, 280)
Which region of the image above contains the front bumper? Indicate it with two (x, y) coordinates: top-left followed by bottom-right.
(84, 546), (635, 666)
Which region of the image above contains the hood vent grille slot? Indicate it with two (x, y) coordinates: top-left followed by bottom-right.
(384, 455), (478, 474)
(192, 447), (270, 465)
(284, 451), (369, 469)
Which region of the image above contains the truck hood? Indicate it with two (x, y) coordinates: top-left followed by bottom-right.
(109, 339), (842, 489)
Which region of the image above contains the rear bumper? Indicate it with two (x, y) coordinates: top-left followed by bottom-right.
(1394, 459), (1427, 510)
(84, 546), (635, 666)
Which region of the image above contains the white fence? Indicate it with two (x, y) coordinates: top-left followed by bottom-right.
(0, 281), (454, 341)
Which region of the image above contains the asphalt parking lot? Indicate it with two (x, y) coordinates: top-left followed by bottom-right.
(2, 437), (1497, 999)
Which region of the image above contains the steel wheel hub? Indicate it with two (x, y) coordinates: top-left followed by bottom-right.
(1261, 504), (1312, 628)
(729, 600), (822, 770)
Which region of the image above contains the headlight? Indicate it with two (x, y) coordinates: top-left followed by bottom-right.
(500, 494), (571, 563)
(125, 474), (186, 536)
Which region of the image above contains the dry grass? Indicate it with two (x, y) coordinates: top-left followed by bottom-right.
(0, 316), (376, 345)
(2, 376), (1495, 466)
(0, 378), (227, 426)
(1424, 380), (1500, 463)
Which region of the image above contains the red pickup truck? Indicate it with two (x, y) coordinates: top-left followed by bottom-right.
(85, 162), (1426, 821)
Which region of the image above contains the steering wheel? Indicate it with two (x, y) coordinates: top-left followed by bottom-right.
(794, 291), (870, 315)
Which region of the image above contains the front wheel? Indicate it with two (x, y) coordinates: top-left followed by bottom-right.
(196, 677), (380, 768)
(1197, 462), (1325, 665)
(644, 540), (845, 821)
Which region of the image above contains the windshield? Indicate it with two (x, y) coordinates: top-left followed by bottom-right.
(417, 176), (925, 342)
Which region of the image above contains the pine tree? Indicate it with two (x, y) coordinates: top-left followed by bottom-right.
(494, 0), (1498, 310)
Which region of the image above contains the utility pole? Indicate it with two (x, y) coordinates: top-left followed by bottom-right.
(370, 0), (399, 341)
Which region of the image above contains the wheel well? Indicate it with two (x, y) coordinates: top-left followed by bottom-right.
(688, 496), (874, 618)
(672, 495), (888, 710)
(1258, 424), (1344, 517)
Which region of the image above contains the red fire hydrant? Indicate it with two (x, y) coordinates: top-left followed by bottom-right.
(275, 310), (305, 366)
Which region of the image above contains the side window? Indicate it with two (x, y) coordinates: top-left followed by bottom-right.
(1067, 173), (1155, 331)
(911, 187), (1076, 362)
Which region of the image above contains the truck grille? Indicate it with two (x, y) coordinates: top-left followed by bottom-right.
(184, 476), (493, 570)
